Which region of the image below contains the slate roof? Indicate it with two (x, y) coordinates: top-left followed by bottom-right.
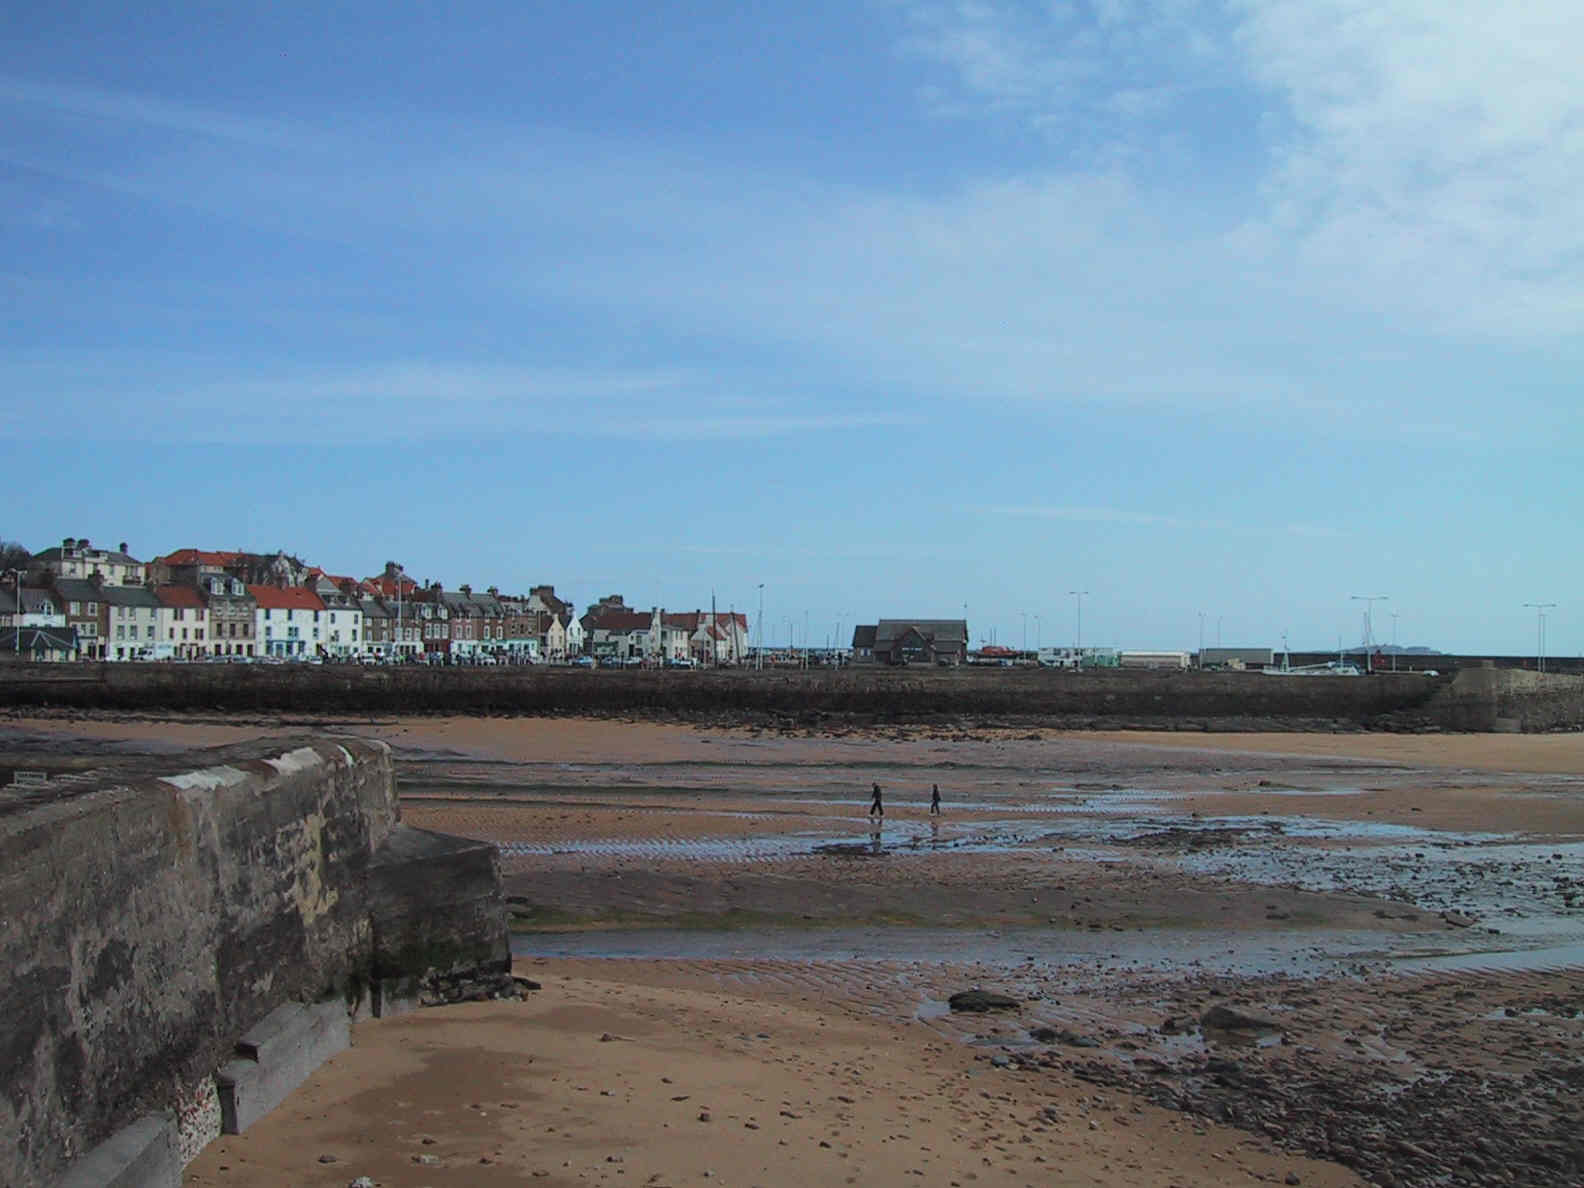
(36, 545), (143, 565)
(873, 619), (968, 647)
(52, 579), (101, 602)
(852, 625), (878, 649)
(101, 585), (161, 610)
(0, 626), (79, 655)
(595, 611), (655, 632)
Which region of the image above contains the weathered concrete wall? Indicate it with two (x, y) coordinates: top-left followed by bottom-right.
(0, 663), (1451, 727)
(0, 735), (513, 1188)
(369, 827), (513, 1014)
(1424, 668), (1584, 732)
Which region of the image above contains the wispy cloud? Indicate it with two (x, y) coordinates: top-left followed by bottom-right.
(0, 73), (306, 148)
(893, 0), (1234, 157)
(1232, 0), (1584, 338)
(0, 358), (911, 445)
(992, 505), (1349, 542)
(988, 504), (1194, 528)
(1, 55), (1574, 453)
(888, 2), (1584, 339)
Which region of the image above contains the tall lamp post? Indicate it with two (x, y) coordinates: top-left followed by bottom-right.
(1350, 594), (1388, 671)
(1389, 610), (1399, 672)
(394, 564), (405, 662)
(1068, 591), (1088, 657)
(1524, 602), (1556, 673)
(756, 583), (765, 670)
(6, 569), (22, 660)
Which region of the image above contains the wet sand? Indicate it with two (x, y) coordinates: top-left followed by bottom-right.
(5, 713), (1583, 1185)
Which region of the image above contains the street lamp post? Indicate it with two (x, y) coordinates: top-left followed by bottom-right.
(1390, 610), (1399, 672)
(1198, 611), (1205, 667)
(6, 569), (22, 660)
(1350, 595), (1388, 671)
(756, 583), (765, 671)
(1034, 614), (1041, 653)
(1524, 602), (1557, 673)
(1068, 591), (1088, 656)
(394, 565), (404, 661)
(1021, 611), (1027, 657)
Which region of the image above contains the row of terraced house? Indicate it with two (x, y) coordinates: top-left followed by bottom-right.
(0, 537), (751, 665)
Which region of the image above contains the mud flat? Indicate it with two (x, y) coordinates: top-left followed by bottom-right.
(5, 714), (1583, 1186)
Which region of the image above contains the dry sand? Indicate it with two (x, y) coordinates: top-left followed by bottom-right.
(184, 973), (1359, 1188)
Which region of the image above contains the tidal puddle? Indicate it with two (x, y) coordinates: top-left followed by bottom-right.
(1394, 940), (1584, 975)
(513, 923), (1407, 979)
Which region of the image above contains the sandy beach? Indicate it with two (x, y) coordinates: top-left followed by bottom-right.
(5, 712), (1582, 1186)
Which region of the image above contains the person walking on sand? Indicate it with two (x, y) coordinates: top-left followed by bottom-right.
(930, 783), (941, 815)
(869, 781), (884, 818)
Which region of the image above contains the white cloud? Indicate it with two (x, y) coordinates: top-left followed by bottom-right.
(893, 0), (1234, 149)
(890, 2), (1584, 339)
(1232, 0), (1584, 337)
(4, 41), (1576, 449)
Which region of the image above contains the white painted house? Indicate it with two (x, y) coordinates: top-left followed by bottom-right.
(249, 584), (326, 657)
(154, 584), (212, 660)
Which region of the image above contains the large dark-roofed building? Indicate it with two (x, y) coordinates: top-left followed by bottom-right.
(854, 619), (968, 666)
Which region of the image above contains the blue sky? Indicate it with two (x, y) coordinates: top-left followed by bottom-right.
(3, 1), (1579, 654)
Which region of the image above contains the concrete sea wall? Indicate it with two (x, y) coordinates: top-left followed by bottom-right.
(1425, 666), (1584, 732)
(0, 663), (1447, 725)
(2, 664), (1581, 731)
(0, 736), (513, 1187)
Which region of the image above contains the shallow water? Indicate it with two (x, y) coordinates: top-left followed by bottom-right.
(513, 922), (1409, 978)
(480, 770), (1584, 976)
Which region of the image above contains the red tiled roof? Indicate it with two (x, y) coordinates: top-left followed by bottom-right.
(155, 584), (207, 609)
(366, 575), (419, 597)
(247, 584), (326, 611)
(158, 548), (244, 567)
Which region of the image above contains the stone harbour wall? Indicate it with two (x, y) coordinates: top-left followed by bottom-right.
(0, 735), (514, 1188)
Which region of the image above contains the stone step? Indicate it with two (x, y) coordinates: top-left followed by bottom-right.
(55, 1113), (178, 1188)
(215, 1000), (349, 1134)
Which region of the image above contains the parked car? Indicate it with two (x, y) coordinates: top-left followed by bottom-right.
(570, 655), (594, 668)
